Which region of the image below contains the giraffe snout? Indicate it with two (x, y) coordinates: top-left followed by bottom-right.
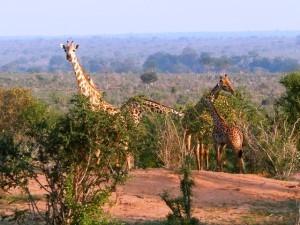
(66, 54), (71, 61)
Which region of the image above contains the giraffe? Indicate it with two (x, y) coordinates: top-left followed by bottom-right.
(184, 74), (236, 171)
(204, 74), (245, 173)
(61, 40), (184, 169)
(204, 95), (245, 173)
(61, 40), (119, 114)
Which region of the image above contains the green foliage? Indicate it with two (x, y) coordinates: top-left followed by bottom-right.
(0, 134), (34, 191)
(0, 89), (51, 191)
(236, 72), (300, 178)
(0, 88), (36, 132)
(183, 98), (212, 143)
(0, 94), (130, 225)
(160, 165), (202, 225)
(130, 116), (163, 168)
(277, 71), (300, 124)
(256, 118), (300, 178)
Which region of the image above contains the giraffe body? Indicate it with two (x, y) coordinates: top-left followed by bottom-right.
(205, 87), (245, 173)
(213, 126), (243, 151)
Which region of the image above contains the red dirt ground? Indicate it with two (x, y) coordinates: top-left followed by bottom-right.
(1, 169), (300, 225)
(108, 169), (300, 224)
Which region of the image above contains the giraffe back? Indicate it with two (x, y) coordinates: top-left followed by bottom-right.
(121, 96), (184, 125)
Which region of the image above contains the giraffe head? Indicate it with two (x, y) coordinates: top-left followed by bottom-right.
(209, 74), (235, 102)
(219, 74), (234, 94)
(60, 40), (79, 62)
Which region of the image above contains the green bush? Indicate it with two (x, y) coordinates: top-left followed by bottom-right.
(277, 71), (300, 124)
(0, 94), (130, 225)
(160, 164), (202, 225)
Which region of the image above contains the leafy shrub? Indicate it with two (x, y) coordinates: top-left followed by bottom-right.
(246, 116), (300, 178)
(277, 71), (300, 125)
(160, 165), (202, 225)
(0, 94), (130, 225)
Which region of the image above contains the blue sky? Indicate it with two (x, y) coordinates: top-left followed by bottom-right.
(1, 0), (299, 36)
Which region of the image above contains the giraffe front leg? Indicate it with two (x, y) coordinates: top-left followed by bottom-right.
(124, 141), (134, 171)
(126, 154), (134, 170)
(194, 142), (200, 171)
(214, 143), (221, 172)
(219, 144), (226, 172)
(204, 145), (209, 170)
(237, 150), (245, 173)
(185, 133), (192, 156)
(199, 142), (204, 170)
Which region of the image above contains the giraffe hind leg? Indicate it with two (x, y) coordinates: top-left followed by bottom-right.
(237, 150), (245, 173)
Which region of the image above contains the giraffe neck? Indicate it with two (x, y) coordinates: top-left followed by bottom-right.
(70, 54), (101, 97)
(206, 99), (226, 129)
(121, 97), (184, 125)
(140, 98), (184, 117)
(209, 83), (221, 102)
(70, 55), (119, 115)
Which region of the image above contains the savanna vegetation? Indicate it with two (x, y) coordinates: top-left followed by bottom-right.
(0, 33), (299, 224)
(0, 70), (298, 224)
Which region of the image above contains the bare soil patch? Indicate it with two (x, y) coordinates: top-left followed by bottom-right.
(1, 169), (299, 225)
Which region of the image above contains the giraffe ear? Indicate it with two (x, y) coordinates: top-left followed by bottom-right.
(60, 44), (65, 49)
(75, 44), (79, 49)
(224, 74), (228, 77)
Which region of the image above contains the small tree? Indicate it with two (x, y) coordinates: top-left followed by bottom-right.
(277, 72), (300, 125)
(0, 88), (36, 132)
(160, 163), (202, 225)
(140, 71), (158, 85)
(0, 95), (129, 225)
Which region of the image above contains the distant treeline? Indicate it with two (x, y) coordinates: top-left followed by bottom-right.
(1, 53), (298, 74)
(0, 55), (140, 74)
(143, 47), (300, 73)
(1, 48), (299, 74)
(1, 35), (300, 74)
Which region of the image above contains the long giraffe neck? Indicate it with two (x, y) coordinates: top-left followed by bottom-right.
(205, 98), (226, 129)
(140, 97), (184, 117)
(209, 83), (221, 102)
(70, 55), (119, 115)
